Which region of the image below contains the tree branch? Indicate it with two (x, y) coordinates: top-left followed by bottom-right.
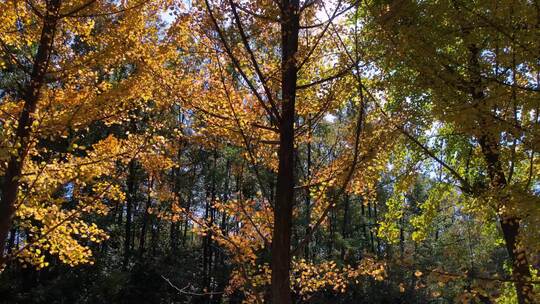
(229, 0), (281, 120)
(204, 0), (280, 125)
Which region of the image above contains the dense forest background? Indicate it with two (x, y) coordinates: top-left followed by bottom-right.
(0, 0), (539, 303)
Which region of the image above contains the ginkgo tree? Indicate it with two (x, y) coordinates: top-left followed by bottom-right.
(0, 0), (178, 268)
(158, 0), (399, 302)
(362, 0), (540, 302)
(2, 0), (538, 303)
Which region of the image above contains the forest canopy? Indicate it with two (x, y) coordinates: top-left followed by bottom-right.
(0, 0), (539, 303)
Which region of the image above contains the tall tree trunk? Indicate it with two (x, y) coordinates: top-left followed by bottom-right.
(341, 194), (350, 261)
(169, 221), (177, 252)
(468, 44), (533, 304)
(7, 229), (16, 254)
(0, 0), (62, 264)
(139, 177), (153, 259)
(203, 151), (217, 298)
(202, 197), (211, 292)
(170, 157), (182, 252)
(480, 134), (533, 303)
(271, 1), (300, 302)
(361, 200), (368, 245)
(327, 207), (334, 258)
(374, 203), (381, 256)
(369, 201), (375, 254)
(123, 161), (136, 269)
(151, 217), (160, 256)
(112, 199), (121, 226)
(211, 160), (231, 304)
(117, 204), (123, 225)
(399, 218), (405, 258)
(182, 191), (192, 247)
(305, 118), (312, 260)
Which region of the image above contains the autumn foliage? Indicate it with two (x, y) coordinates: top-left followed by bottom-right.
(0, 0), (539, 303)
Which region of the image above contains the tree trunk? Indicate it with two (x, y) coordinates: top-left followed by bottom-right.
(182, 191), (192, 247)
(468, 44), (533, 304)
(117, 204), (123, 225)
(202, 151), (217, 298)
(202, 196), (211, 293)
(169, 221), (178, 252)
(328, 208), (334, 258)
(399, 218), (405, 258)
(139, 177), (153, 258)
(151, 217), (160, 256)
(7, 229), (16, 254)
(123, 161), (136, 269)
(341, 194), (350, 261)
(374, 203), (381, 256)
(0, 0), (62, 264)
(270, 1), (300, 302)
(479, 134), (533, 304)
(305, 118), (312, 260)
(170, 159), (182, 252)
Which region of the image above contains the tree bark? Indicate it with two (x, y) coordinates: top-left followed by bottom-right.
(270, 1), (300, 303)
(150, 217), (160, 256)
(399, 218), (405, 258)
(0, 0), (62, 265)
(181, 191), (192, 247)
(328, 208), (334, 258)
(341, 194), (350, 261)
(479, 134), (533, 304)
(123, 160), (136, 269)
(468, 44), (533, 304)
(305, 118), (312, 260)
(202, 151), (217, 298)
(139, 177), (153, 259)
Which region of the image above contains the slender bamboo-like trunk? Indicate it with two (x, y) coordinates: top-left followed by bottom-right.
(151, 217), (160, 256)
(305, 118), (312, 260)
(169, 222), (177, 252)
(374, 203), (381, 256)
(181, 191), (192, 246)
(123, 161), (136, 269)
(341, 194), (350, 261)
(139, 177), (153, 258)
(202, 151), (217, 299)
(116, 204), (123, 225)
(399, 218), (405, 258)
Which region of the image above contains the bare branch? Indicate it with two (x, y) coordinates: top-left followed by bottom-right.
(60, 0), (98, 18)
(204, 0), (280, 125)
(300, 0), (360, 29)
(24, 0), (43, 18)
(162, 276), (224, 296)
(233, 2), (280, 22)
(297, 0), (344, 72)
(229, 0), (281, 120)
(65, 1), (146, 18)
(296, 63), (354, 90)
